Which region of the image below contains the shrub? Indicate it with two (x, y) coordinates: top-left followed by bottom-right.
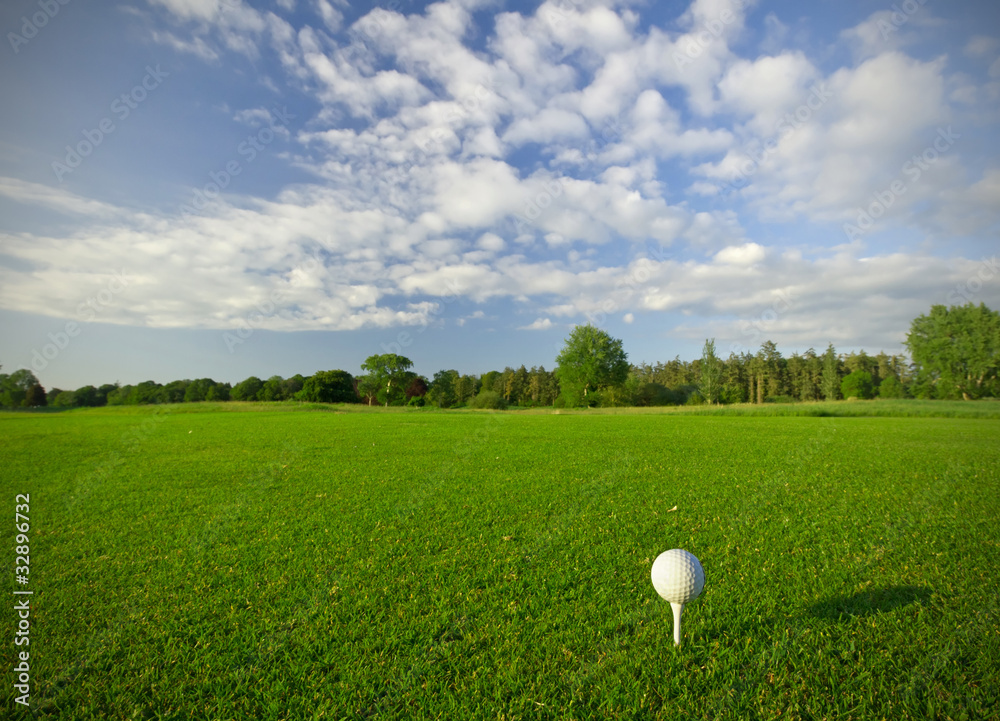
(765, 395), (796, 404)
(841, 370), (875, 400)
(685, 390), (705, 406)
(469, 390), (507, 410)
(877, 375), (907, 399)
(53, 391), (77, 407)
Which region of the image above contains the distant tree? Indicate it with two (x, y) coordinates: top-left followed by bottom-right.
(480, 370), (502, 395)
(758, 341), (787, 400)
(453, 374), (477, 405)
(46, 387), (64, 405)
(470, 389), (507, 410)
(512, 365), (530, 406)
(183, 378), (216, 403)
(1, 369), (39, 407)
(698, 338), (723, 404)
(25, 383), (47, 407)
(95, 384), (117, 406)
(74, 385), (99, 407)
(843, 350), (876, 376)
(428, 370), (458, 408)
(555, 324), (629, 406)
(357, 374), (379, 406)
(906, 303), (1000, 400)
(282, 374), (305, 399)
(841, 370), (874, 400)
(132, 381), (163, 404)
(159, 380), (189, 404)
(260, 375), (287, 402)
(106, 385), (132, 405)
(877, 375), (907, 399)
(405, 375), (428, 401)
(821, 344), (841, 401)
(299, 370), (357, 403)
(231, 376), (263, 401)
(360, 354), (413, 407)
(53, 391), (76, 407)
(205, 382), (231, 402)
(722, 353), (748, 404)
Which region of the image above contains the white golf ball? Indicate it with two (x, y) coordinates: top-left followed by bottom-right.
(651, 548), (705, 604)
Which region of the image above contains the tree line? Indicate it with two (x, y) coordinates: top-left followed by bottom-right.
(2, 302), (996, 409)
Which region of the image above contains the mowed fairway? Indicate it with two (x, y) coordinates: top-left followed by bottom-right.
(3, 406), (999, 720)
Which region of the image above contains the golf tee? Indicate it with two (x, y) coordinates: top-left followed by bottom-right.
(671, 602), (684, 646)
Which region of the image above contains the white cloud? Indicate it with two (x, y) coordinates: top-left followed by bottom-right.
(149, 30), (219, 61)
(314, 0), (343, 33)
(3, 0), (997, 358)
(965, 35), (999, 59)
(520, 318), (553, 330)
(714, 242), (765, 265)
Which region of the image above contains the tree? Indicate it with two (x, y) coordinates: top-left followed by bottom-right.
(132, 381), (163, 404)
(841, 370), (874, 400)
(470, 389), (507, 410)
(405, 375), (428, 402)
(74, 385), (99, 407)
(259, 375), (287, 402)
(53, 391), (77, 407)
(512, 365), (530, 406)
(231, 376), (263, 401)
(160, 380), (188, 404)
(480, 370), (502, 395)
(282, 374), (306, 399)
(555, 324), (629, 406)
(877, 375), (907, 399)
(698, 339), (723, 404)
(454, 374), (475, 405)
(427, 370), (458, 408)
(205, 382), (231, 401)
(757, 341), (787, 400)
(95, 384), (117, 406)
(906, 303), (1000, 400)
(183, 378), (216, 403)
(360, 354), (413, 407)
(299, 370), (356, 403)
(821, 344), (841, 401)
(106, 385), (132, 405)
(1, 369), (39, 407)
(25, 383), (47, 407)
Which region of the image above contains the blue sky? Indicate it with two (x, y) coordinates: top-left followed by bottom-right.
(1, 0), (998, 390)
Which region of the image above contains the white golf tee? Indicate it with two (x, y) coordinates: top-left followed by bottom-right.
(671, 602), (684, 646)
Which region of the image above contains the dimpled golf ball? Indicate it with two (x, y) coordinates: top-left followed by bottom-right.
(651, 548), (705, 604)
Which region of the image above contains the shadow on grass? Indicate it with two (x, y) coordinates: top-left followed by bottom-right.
(808, 585), (932, 620)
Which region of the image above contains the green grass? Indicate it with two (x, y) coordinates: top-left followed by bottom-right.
(2, 406), (999, 720)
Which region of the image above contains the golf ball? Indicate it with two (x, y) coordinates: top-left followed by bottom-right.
(651, 548), (705, 604)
